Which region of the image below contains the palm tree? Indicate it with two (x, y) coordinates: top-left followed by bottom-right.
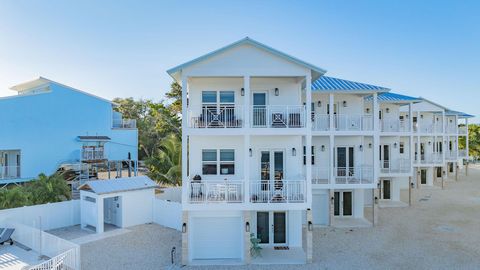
(26, 173), (71, 204)
(0, 187), (30, 209)
(146, 134), (182, 186)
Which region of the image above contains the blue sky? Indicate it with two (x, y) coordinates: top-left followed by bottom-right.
(1, 0), (479, 122)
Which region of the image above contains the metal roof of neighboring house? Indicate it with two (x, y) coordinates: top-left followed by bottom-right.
(444, 110), (474, 118)
(9, 77), (116, 105)
(167, 37), (327, 81)
(77, 136), (111, 141)
(312, 76), (390, 92)
(364, 92), (421, 103)
(78, 176), (158, 195)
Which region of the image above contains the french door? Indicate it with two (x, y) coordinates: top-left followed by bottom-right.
(421, 169), (427, 184)
(252, 92), (267, 127)
(260, 149), (285, 182)
(381, 179), (391, 200)
(335, 146), (354, 178)
(256, 211), (287, 246)
(334, 191), (353, 216)
(380, 144), (390, 169)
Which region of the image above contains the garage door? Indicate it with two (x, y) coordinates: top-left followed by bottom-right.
(312, 193), (329, 225)
(191, 217), (242, 260)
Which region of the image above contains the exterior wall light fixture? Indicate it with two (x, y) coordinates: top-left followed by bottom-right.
(182, 223), (187, 233)
(317, 101), (321, 107)
(308, 221), (313, 231)
(249, 148), (252, 157)
(368, 143), (372, 148)
(359, 145), (363, 151)
(241, 88), (245, 96)
(274, 88), (279, 96)
(386, 108), (390, 113)
(343, 101), (347, 107)
(292, 147), (296, 156)
(394, 142), (398, 148)
(245, 222), (250, 232)
(321, 145), (325, 152)
(366, 108), (370, 113)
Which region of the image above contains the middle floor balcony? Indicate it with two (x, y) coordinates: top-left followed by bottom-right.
(380, 117), (410, 133)
(311, 113), (374, 132)
(311, 165), (374, 186)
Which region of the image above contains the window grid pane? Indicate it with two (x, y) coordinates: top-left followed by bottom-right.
(220, 91), (235, 103)
(202, 91), (217, 103)
(202, 150), (217, 162)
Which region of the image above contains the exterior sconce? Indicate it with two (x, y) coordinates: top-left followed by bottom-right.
(428, 141), (431, 145)
(182, 223), (187, 233)
(359, 145), (363, 151)
(377, 182), (381, 189)
(374, 196), (378, 204)
(274, 88), (279, 96)
(330, 196), (334, 203)
(386, 108), (390, 113)
(410, 182), (415, 188)
(321, 145), (325, 152)
(317, 101), (321, 107)
(443, 171), (446, 176)
(245, 222), (250, 232)
(394, 142), (398, 148)
(368, 143), (372, 148)
(241, 88), (245, 96)
(406, 114), (409, 118)
(249, 148), (252, 157)
(292, 147), (296, 156)
(366, 108), (370, 113)
(343, 101), (347, 107)
(308, 221), (313, 231)
(420, 115), (424, 119)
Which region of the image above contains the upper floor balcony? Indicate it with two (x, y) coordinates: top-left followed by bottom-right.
(380, 159), (411, 174)
(311, 165), (374, 185)
(458, 126), (467, 135)
(311, 113), (373, 132)
(458, 149), (467, 158)
(415, 152), (443, 164)
(81, 147), (106, 161)
(0, 166), (20, 180)
(445, 151), (457, 161)
(445, 124), (457, 134)
(112, 111), (136, 129)
(188, 106), (244, 128)
(187, 179), (306, 205)
(380, 118), (410, 133)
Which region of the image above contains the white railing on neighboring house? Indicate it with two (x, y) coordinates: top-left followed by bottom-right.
(458, 126), (467, 135)
(419, 152), (443, 164)
(28, 248), (78, 270)
(416, 123), (433, 133)
(189, 181), (244, 203)
(0, 165), (20, 179)
(81, 148), (105, 160)
(445, 124), (457, 134)
(188, 106), (243, 128)
(250, 180), (306, 203)
(446, 151), (458, 160)
(334, 166), (373, 184)
(251, 105), (306, 128)
(380, 118), (410, 132)
(434, 123), (443, 133)
(459, 149), (467, 158)
(312, 114), (329, 131)
(312, 166), (330, 184)
(112, 118), (136, 129)
(334, 114), (373, 131)
(380, 159), (411, 174)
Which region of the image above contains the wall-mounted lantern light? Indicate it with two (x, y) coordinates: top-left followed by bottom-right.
(359, 145), (363, 151)
(330, 196), (334, 203)
(343, 101), (347, 107)
(428, 141), (432, 145)
(245, 222), (250, 232)
(274, 88), (279, 96)
(368, 143), (372, 148)
(374, 196), (379, 204)
(308, 221), (313, 231)
(292, 147), (296, 156)
(182, 223), (187, 233)
(410, 182), (415, 188)
(386, 108), (390, 113)
(249, 148), (252, 157)
(366, 108), (370, 113)
(420, 115), (424, 119)
(317, 101), (322, 107)
(443, 170), (446, 176)
(377, 182), (381, 189)
(241, 88), (245, 96)
(394, 142), (398, 148)
(450, 119), (453, 123)
(321, 145), (325, 152)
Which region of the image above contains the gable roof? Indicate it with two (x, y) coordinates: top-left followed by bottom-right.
(444, 110), (474, 118)
(78, 176), (158, 195)
(10, 77), (116, 105)
(364, 92), (421, 103)
(312, 76), (389, 92)
(167, 37), (327, 81)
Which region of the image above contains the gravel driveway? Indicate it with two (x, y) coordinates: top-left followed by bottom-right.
(80, 165), (480, 270)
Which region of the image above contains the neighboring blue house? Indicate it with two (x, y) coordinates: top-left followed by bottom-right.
(0, 77), (138, 186)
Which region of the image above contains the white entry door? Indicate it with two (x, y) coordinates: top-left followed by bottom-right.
(256, 211), (287, 246)
(312, 193), (329, 225)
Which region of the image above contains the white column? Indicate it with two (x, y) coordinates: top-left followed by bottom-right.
(329, 93), (335, 186)
(96, 196), (104, 234)
(466, 118), (469, 160)
(181, 75), (189, 204)
(409, 103), (414, 172)
(305, 74), (313, 205)
(442, 110), (446, 164)
(329, 94), (334, 131)
(372, 93), (379, 187)
(243, 76), (251, 204)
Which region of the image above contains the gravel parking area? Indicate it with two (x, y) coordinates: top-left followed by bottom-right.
(80, 165), (480, 270)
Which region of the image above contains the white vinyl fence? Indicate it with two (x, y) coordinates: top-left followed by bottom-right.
(153, 198), (182, 231)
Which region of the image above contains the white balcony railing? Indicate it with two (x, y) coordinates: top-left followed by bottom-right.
(458, 126), (467, 135)
(380, 159), (411, 174)
(251, 105), (306, 128)
(380, 118), (410, 132)
(312, 166), (330, 184)
(445, 125), (457, 134)
(0, 165), (20, 179)
(112, 118), (136, 129)
(459, 149), (467, 158)
(416, 123), (433, 133)
(334, 166), (373, 184)
(446, 151), (458, 160)
(188, 106), (243, 128)
(334, 114), (373, 131)
(418, 152), (443, 164)
(250, 180), (306, 203)
(312, 114), (329, 131)
(81, 148), (105, 161)
(189, 181), (244, 203)
(434, 123), (443, 133)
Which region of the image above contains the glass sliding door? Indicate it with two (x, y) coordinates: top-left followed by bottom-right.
(252, 92), (267, 127)
(256, 212), (270, 244)
(334, 191), (353, 216)
(256, 211), (287, 246)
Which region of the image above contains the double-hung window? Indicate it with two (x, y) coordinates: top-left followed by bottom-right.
(303, 146), (315, 165)
(202, 149), (235, 175)
(399, 142), (405, 154)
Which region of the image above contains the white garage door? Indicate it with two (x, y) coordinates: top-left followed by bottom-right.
(191, 217), (242, 260)
(312, 193), (329, 225)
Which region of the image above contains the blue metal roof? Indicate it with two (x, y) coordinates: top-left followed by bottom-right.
(312, 76), (389, 92)
(445, 110), (474, 118)
(364, 92), (420, 103)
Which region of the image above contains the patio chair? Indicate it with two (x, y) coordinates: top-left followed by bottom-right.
(0, 228), (15, 246)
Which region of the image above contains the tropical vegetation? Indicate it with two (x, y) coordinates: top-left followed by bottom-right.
(459, 124), (480, 160)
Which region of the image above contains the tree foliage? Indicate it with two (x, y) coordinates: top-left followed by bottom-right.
(113, 82), (182, 185)
(459, 124), (480, 160)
